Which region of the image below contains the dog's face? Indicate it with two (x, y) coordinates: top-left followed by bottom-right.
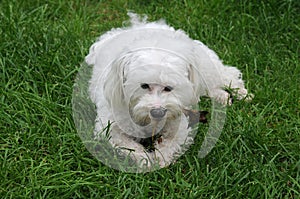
(116, 50), (198, 135)
(129, 82), (181, 127)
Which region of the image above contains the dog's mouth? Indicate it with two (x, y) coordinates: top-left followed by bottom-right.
(132, 114), (151, 126)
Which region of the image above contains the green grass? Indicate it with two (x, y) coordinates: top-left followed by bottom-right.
(1, 0), (299, 198)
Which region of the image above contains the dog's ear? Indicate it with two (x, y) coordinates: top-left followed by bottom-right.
(188, 63), (205, 100)
(103, 57), (126, 108)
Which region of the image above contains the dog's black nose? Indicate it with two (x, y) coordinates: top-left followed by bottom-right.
(150, 108), (167, 119)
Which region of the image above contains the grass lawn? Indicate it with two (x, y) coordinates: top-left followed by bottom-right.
(1, 0), (299, 198)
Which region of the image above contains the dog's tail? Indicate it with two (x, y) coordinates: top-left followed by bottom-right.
(127, 12), (166, 27)
(127, 12), (148, 26)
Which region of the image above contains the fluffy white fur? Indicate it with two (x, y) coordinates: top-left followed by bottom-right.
(86, 13), (251, 171)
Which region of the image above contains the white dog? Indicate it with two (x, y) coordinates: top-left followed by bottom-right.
(86, 13), (251, 171)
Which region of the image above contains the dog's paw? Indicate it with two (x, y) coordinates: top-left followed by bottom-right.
(237, 89), (254, 102)
(210, 89), (232, 105)
(210, 87), (253, 105)
(227, 87), (254, 103)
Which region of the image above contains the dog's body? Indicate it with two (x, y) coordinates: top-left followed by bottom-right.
(86, 13), (251, 170)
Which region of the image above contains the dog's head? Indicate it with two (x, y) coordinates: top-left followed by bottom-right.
(103, 49), (200, 137)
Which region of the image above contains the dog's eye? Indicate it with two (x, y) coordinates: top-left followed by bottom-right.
(163, 86), (173, 92)
(141, 83), (150, 89)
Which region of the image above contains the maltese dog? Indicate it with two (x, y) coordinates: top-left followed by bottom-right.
(85, 13), (252, 171)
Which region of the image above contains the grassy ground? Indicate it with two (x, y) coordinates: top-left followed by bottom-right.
(1, 0), (299, 198)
